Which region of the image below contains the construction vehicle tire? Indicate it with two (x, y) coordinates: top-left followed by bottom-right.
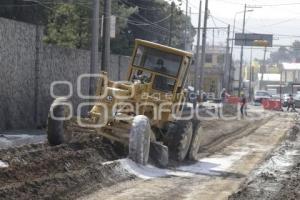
(188, 121), (203, 161)
(128, 115), (151, 165)
(167, 121), (193, 161)
(47, 98), (70, 146)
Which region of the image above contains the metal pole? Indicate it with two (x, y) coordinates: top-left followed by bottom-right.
(34, 3), (40, 126)
(90, 0), (100, 96)
(188, 7), (192, 50)
(101, 0), (111, 71)
(194, 1), (202, 93)
(224, 25), (230, 91)
(238, 4), (247, 97)
(212, 28), (215, 48)
(199, 0), (209, 92)
(280, 67), (283, 104)
(228, 19), (236, 93)
(249, 47), (253, 100)
(184, 0), (188, 50)
(169, 1), (175, 46)
(260, 46), (267, 90)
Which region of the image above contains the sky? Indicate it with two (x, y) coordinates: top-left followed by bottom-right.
(168, 0), (300, 61)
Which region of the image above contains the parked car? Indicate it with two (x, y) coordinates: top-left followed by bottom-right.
(271, 94), (281, 100)
(293, 94), (300, 108)
(254, 90), (272, 103)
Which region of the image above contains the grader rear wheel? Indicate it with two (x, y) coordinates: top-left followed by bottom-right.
(128, 115), (151, 165)
(188, 122), (203, 161)
(47, 98), (70, 146)
(167, 121), (193, 161)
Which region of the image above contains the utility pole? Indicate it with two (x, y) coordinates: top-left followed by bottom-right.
(169, 1), (175, 46)
(90, 0), (100, 97)
(260, 46), (267, 90)
(194, 0), (202, 93)
(33, 2), (41, 126)
(249, 47), (253, 100)
(212, 29), (215, 48)
(280, 66), (283, 103)
(224, 25), (230, 90)
(101, 0), (111, 71)
(184, 0), (188, 50)
(238, 4), (247, 97)
(188, 7), (192, 50)
(228, 13), (239, 93)
(199, 0), (209, 92)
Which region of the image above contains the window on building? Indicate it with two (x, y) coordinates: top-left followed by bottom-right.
(217, 54), (225, 64)
(205, 54), (213, 63)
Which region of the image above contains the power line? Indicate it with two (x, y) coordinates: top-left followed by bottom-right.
(208, 15), (300, 40)
(127, 14), (171, 26)
(14, 0), (171, 34)
(210, 15), (217, 27)
(128, 22), (168, 38)
(210, 15), (230, 26)
(181, 0), (199, 10)
(133, 13), (169, 32)
(257, 2), (300, 7)
(256, 18), (297, 29)
(275, 34), (300, 38)
(23, 0), (168, 30)
(212, 0), (243, 5)
(119, 0), (162, 11)
(211, 0), (300, 6)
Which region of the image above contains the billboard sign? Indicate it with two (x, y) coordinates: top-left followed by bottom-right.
(235, 33), (273, 47)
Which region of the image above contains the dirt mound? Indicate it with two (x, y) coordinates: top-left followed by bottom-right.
(274, 162), (300, 200)
(0, 137), (131, 200)
(229, 123), (300, 200)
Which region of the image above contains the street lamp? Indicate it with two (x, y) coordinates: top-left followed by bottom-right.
(249, 47), (253, 100)
(238, 4), (262, 96)
(228, 9), (253, 93)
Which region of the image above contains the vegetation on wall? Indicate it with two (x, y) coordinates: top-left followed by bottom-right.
(0, 0), (195, 55)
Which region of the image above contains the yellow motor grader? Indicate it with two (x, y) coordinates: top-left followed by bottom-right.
(47, 39), (202, 166)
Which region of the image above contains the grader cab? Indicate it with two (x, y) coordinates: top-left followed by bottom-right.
(47, 39), (202, 166)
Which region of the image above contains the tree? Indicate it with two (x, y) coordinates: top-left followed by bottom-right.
(269, 46), (291, 64)
(43, 0), (137, 51)
(43, 4), (82, 48)
(291, 40), (300, 62)
(0, 0), (49, 24)
(0, 0), (195, 55)
(126, 0), (195, 50)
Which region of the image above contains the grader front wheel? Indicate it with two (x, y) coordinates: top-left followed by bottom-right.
(128, 115), (151, 165)
(167, 121), (193, 161)
(47, 98), (70, 146)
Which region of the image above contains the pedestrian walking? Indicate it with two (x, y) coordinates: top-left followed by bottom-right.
(240, 94), (247, 117)
(287, 94), (296, 112)
(220, 88), (230, 103)
(202, 91), (207, 102)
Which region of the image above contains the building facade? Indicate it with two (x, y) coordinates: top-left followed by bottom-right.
(189, 46), (231, 98)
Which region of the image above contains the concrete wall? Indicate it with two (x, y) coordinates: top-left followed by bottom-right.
(0, 17), (130, 130)
(0, 18), (37, 130)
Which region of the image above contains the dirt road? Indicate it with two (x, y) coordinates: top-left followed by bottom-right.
(81, 114), (296, 200)
(0, 112), (297, 200)
(230, 115), (300, 200)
